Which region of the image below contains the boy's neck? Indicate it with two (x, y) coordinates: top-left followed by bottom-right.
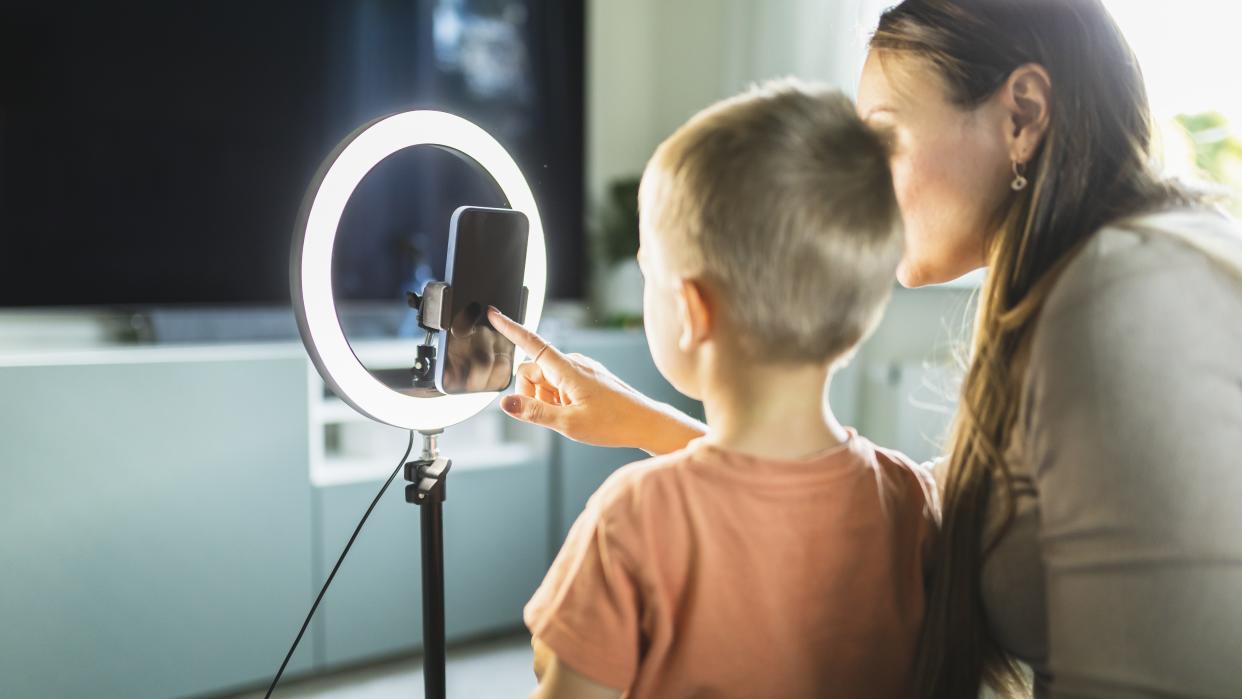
(698, 352), (848, 461)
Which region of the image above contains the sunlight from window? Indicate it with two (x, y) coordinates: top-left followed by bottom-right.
(1107, 1), (1242, 123)
(1107, 1), (1242, 204)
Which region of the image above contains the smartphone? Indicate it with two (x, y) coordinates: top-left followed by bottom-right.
(435, 206), (529, 395)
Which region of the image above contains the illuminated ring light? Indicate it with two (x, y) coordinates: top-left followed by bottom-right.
(292, 111), (547, 431)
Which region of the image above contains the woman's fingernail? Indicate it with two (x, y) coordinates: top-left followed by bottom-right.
(501, 395), (521, 414)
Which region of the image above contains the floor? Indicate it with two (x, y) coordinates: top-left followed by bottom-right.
(228, 633), (536, 699)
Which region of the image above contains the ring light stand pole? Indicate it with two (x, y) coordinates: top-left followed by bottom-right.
(407, 430), (451, 699)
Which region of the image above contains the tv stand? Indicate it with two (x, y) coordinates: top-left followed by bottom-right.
(145, 303), (413, 344)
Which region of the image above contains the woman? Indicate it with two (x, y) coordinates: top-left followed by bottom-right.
(490, 0), (1242, 696)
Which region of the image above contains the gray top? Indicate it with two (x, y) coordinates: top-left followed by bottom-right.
(980, 208), (1242, 697)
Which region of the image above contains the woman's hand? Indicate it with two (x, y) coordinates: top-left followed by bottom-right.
(487, 307), (705, 455)
(439, 303), (516, 393)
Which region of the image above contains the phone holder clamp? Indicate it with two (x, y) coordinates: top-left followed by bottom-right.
(407, 281), (454, 333)
(406, 281), (531, 333)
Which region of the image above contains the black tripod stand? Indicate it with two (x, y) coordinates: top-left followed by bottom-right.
(405, 430), (452, 699)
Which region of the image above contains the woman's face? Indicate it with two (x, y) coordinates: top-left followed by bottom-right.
(856, 51), (1014, 287)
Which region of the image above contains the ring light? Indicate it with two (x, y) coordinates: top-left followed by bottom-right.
(292, 111), (548, 431)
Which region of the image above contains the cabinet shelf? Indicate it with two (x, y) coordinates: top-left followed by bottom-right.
(313, 443), (537, 487)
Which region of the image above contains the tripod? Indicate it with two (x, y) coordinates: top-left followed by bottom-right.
(405, 430), (452, 699)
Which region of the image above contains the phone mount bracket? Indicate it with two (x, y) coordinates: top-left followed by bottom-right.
(408, 281), (453, 333)
(406, 283), (530, 333)
(404, 283), (530, 393)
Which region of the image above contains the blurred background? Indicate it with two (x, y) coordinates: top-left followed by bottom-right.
(1, 1), (1238, 697)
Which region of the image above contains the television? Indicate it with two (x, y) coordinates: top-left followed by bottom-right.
(0, 0), (585, 310)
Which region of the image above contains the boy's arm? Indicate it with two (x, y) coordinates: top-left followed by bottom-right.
(525, 468), (645, 695)
(530, 636), (624, 699)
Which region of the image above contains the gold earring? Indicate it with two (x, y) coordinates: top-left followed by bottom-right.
(1011, 160), (1029, 191)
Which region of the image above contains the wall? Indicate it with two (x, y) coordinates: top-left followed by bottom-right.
(585, 0), (887, 203)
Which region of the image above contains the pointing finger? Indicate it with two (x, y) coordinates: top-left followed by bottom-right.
(487, 307), (571, 380)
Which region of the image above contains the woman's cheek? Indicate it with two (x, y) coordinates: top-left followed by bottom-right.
(890, 156), (933, 286)
(889, 154), (917, 233)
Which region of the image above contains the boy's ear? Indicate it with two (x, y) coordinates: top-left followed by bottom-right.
(676, 278), (713, 352)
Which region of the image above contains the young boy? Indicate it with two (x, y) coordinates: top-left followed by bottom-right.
(524, 80), (936, 698)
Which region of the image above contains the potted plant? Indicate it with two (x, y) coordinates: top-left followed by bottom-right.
(1173, 111), (1242, 214)
(591, 177), (644, 326)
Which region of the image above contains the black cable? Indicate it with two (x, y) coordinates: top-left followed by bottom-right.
(264, 430), (415, 698)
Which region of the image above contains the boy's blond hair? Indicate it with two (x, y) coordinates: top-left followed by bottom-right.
(640, 79), (903, 364)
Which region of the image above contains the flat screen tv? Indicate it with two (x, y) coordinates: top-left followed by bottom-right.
(0, 0), (584, 308)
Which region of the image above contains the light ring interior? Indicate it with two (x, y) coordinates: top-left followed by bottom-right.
(293, 111), (547, 431)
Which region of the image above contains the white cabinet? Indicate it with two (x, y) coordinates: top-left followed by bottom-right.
(0, 330), (695, 698)
(0, 345), (316, 699)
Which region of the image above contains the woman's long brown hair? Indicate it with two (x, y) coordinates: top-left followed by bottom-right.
(870, 1), (1194, 696)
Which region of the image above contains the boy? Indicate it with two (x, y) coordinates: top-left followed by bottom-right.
(522, 80), (936, 698)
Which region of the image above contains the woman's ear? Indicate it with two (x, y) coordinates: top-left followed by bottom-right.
(1002, 63), (1052, 162)
(675, 278), (713, 353)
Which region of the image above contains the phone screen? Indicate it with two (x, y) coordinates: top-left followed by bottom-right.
(435, 206), (529, 395)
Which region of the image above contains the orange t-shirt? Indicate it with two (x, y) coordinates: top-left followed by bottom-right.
(524, 432), (938, 698)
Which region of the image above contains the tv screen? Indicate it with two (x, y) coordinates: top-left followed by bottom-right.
(0, 0), (584, 308)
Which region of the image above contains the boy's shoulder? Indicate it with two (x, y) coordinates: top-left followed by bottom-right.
(586, 446), (700, 523)
(592, 435), (938, 518)
(863, 437), (942, 524)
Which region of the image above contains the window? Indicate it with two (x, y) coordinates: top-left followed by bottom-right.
(1107, 1), (1242, 212)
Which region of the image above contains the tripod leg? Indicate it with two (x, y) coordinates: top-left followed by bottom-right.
(421, 497), (446, 699)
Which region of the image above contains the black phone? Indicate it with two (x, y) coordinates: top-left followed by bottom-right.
(434, 206), (529, 395)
